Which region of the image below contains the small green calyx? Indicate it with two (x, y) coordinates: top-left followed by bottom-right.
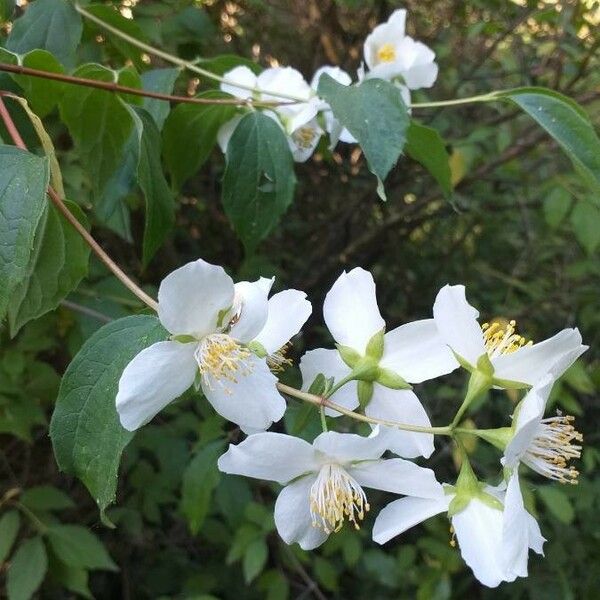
(376, 367), (412, 390)
(336, 344), (361, 368)
(475, 353), (494, 377)
(473, 427), (513, 451)
(217, 305), (233, 328)
(247, 340), (268, 358)
(350, 356), (379, 382)
(365, 328), (385, 360)
(358, 380), (374, 409)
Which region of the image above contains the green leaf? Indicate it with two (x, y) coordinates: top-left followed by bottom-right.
(243, 538), (268, 584)
(141, 68), (180, 130)
(59, 64), (137, 197)
(543, 186), (572, 228)
(13, 50), (66, 118)
(0, 146), (50, 322)
(0, 510), (20, 563)
(7, 537), (47, 600)
(317, 75), (409, 199)
(497, 87), (600, 195)
(162, 92), (238, 190)
(83, 4), (148, 68)
(570, 200), (600, 254)
(6, 0), (82, 68)
(50, 315), (168, 521)
(222, 111), (296, 252)
(49, 560), (92, 599)
(405, 121), (453, 198)
(46, 525), (117, 571)
(180, 440), (224, 535)
(136, 109), (175, 266)
(8, 201), (90, 336)
(20, 485), (75, 512)
(538, 486), (575, 524)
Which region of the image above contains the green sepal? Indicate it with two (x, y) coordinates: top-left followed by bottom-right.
(365, 328), (385, 360)
(193, 370), (203, 392)
(247, 340), (268, 358)
(447, 494), (471, 517)
(336, 344), (361, 368)
(476, 490), (504, 511)
(350, 356), (379, 382)
(492, 377), (531, 390)
(376, 367), (412, 390)
(475, 353), (494, 377)
(473, 427), (513, 451)
(307, 373), (328, 396)
(358, 380), (374, 409)
(451, 349), (475, 373)
(172, 334), (197, 344)
(217, 305), (233, 328)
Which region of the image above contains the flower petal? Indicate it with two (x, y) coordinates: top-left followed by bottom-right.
(323, 268), (385, 354)
(255, 289), (312, 354)
(116, 341), (197, 431)
(229, 277), (274, 343)
(310, 65), (352, 91)
(220, 66), (257, 100)
(202, 354), (285, 431)
(158, 259), (235, 337)
(380, 319), (459, 383)
(452, 499), (506, 588)
(299, 348), (357, 417)
(217, 432), (318, 484)
(372, 495), (448, 544)
(217, 115), (243, 154)
(502, 472), (541, 580)
(348, 458), (443, 499)
(312, 430), (384, 464)
(432, 284), (485, 366)
(274, 476), (329, 550)
(365, 386), (435, 459)
(493, 328), (587, 386)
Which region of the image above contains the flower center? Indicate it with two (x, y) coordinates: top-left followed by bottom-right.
(525, 412), (583, 484)
(195, 333), (253, 389)
(309, 464), (369, 534)
(376, 43), (397, 63)
(292, 126), (317, 149)
(481, 320), (532, 358)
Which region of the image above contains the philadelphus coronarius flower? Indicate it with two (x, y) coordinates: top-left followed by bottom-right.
(300, 268), (458, 458)
(362, 8), (438, 107)
(218, 65), (323, 162)
(218, 431), (441, 550)
(503, 374), (583, 484)
(433, 284), (587, 388)
(373, 467), (544, 588)
(116, 259), (311, 432)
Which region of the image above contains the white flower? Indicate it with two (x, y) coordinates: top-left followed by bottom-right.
(372, 472), (544, 588)
(433, 284), (587, 388)
(310, 66), (356, 146)
(363, 9), (438, 89)
(218, 66), (322, 162)
(503, 375), (582, 484)
(300, 268), (458, 458)
(116, 259), (311, 433)
(218, 430), (441, 550)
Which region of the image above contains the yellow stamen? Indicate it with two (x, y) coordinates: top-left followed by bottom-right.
(293, 126), (317, 149)
(376, 43), (397, 63)
(481, 319), (532, 358)
(309, 464), (369, 534)
(267, 343), (293, 373)
(195, 333), (253, 391)
(525, 412), (583, 484)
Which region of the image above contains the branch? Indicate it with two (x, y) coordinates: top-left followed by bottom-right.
(0, 62), (289, 108)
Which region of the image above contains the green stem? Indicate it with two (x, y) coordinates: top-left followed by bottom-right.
(13, 501), (48, 534)
(75, 3), (306, 104)
(319, 407), (328, 432)
(324, 373), (355, 398)
(451, 369), (492, 428)
(276, 382), (453, 436)
(411, 92), (497, 109)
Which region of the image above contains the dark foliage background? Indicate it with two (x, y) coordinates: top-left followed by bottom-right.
(1, 0), (599, 598)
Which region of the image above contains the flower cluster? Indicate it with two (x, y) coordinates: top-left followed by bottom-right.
(116, 257), (586, 589)
(217, 9), (438, 162)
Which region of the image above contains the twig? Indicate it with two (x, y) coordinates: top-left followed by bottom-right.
(0, 62), (288, 108)
(60, 300), (114, 323)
